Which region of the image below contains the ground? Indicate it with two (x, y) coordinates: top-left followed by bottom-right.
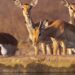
(0, 55), (75, 73)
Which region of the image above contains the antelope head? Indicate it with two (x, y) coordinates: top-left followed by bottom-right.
(62, 0), (75, 12)
(68, 4), (75, 14)
(62, 0), (75, 24)
(32, 21), (43, 45)
(13, 0), (38, 15)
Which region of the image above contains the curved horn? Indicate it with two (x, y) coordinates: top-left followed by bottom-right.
(30, 0), (38, 7)
(39, 21), (42, 29)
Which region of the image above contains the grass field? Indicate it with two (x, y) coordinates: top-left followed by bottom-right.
(0, 55), (75, 73)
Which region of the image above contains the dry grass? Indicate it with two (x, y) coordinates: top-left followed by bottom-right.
(0, 55), (75, 68)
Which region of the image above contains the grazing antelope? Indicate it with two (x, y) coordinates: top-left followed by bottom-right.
(41, 19), (75, 55)
(62, 0), (75, 24)
(13, 0), (52, 55)
(39, 24), (75, 55)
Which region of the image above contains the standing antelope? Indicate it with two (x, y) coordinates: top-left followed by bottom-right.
(13, 0), (75, 55)
(13, 0), (53, 55)
(62, 0), (75, 24)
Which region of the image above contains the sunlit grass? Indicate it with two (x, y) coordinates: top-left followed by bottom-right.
(0, 55), (74, 68)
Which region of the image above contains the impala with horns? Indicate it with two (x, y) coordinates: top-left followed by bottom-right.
(42, 19), (75, 55)
(13, 0), (53, 55)
(62, 0), (75, 24)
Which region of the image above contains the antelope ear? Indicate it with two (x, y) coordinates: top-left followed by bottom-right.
(43, 20), (48, 28)
(61, 0), (70, 7)
(30, 0), (38, 7)
(13, 0), (22, 8)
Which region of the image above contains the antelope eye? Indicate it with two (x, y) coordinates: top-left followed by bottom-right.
(70, 7), (75, 12)
(70, 6), (73, 10)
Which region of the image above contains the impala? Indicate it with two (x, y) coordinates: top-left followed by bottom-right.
(62, 0), (75, 24)
(42, 19), (75, 55)
(13, 0), (53, 55)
